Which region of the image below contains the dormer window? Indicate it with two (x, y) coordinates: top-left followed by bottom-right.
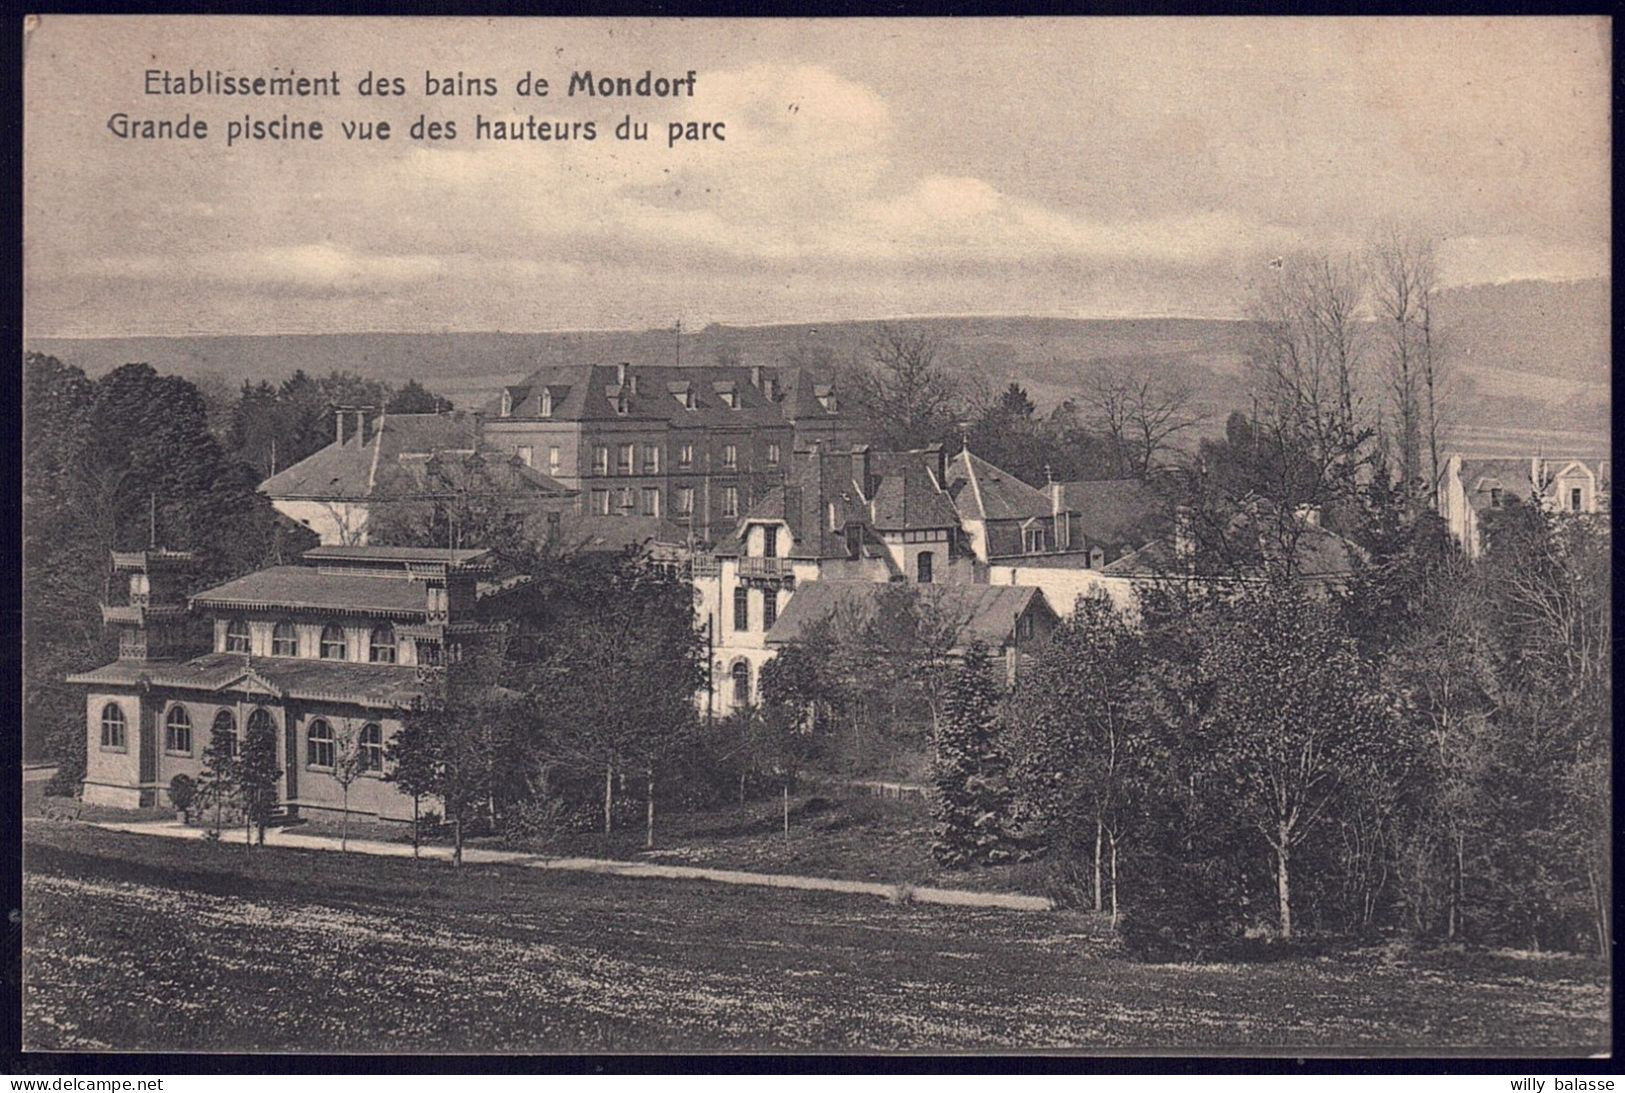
(614, 391), (630, 415)
(684, 389), (697, 410)
(763, 525), (779, 558)
(1024, 526), (1044, 553)
(539, 388), (553, 418)
(225, 618), (250, 654)
(1490, 488), (1503, 509)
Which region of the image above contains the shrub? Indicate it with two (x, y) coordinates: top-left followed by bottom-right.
(43, 753), (84, 798)
(168, 774), (197, 814)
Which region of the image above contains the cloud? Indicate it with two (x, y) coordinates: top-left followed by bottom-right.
(91, 244), (443, 293)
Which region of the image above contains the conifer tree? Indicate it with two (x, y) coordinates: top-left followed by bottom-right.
(931, 642), (1011, 866)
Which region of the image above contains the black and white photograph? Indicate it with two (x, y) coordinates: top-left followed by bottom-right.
(18, 14), (1612, 1058)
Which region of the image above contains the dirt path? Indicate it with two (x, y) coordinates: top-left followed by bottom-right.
(77, 817), (1055, 911)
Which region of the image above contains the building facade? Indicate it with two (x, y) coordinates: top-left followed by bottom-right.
(693, 444), (1139, 716)
(1438, 454), (1611, 557)
(477, 362), (858, 546)
(69, 545), (511, 821)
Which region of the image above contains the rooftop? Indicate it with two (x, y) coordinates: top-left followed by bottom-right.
(764, 580), (1052, 650)
(485, 363), (823, 428)
(190, 566), (434, 618)
(67, 651), (426, 709)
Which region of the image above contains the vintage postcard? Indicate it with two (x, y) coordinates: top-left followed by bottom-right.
(19, 15), (1611, 1058)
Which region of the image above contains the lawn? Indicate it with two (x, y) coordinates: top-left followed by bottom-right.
(21, 820), (1609, 1054)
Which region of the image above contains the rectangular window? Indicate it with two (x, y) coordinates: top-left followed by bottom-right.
(733, 586), (750, 632)
(762, 589), (778, 630)
(763, 526), (778, 558)
(517, 445), (534, 468)
(767, 442), (781, 466)
(642, 487), (661, 517)
(676, 486), (694, 515)
(1572, 487), (1583, 512)
(846, 524), (862, 559)
(417, 641), (442, 666)
(618, 487), (635, 513)
(679, 443), (694, 468)
(1490, 488), (1503, 509)
(548, 446), (560, 474)
(618, 444), (635, 475)
(722, 444), (738, 469)
(643, 444), (661, 473)
(592, 489), (611, 515)
(916, 550), (934, 584)
(1024, 527), (1044, 553)
(721, 486), (739, 517)
(1018, 613), (1034, 640)
(593, 446), (609, 476)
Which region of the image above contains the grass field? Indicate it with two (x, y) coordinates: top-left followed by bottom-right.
(21, 821), (1609, 1054)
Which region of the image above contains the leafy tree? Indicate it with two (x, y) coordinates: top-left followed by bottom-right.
(1198, 583), (1388, 939)
(329, 721), (368, 851)
(386, 379), (453, 415)
(931, 642), (1013, 866)
(1006, 592), (1146, 914)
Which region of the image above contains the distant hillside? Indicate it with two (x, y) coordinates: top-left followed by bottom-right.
(25, 278), (1607, 454)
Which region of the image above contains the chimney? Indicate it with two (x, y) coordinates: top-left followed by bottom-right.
(617, 361), (630, 388)
(923, 443), (946, 489)
(1051, 479), (1070, 550)
(850, 445), (872, 498)
(334, 406), (347, 446)
(751, 365), (764, 388)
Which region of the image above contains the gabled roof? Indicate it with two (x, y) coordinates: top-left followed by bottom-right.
(260, 412), (480, 501)
(1059, 478), (1163, 546)
(764, 580), (1053, 650)
(732, 449), (871, 560)
(191, 566), (431, 618)
(1101, 518), (1364, 582)
(945, 449), (1052, 522)
(67, 651), (426, 709)
(868, 450), (961, 531)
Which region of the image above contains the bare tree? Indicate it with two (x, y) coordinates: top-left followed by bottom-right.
(1081, 360), (1206, 478)
(847, 325), (962, 450)
(330, 720), (367, 852)
(1242, 251), (1377, 576)
(1368, 229), (1448, 502)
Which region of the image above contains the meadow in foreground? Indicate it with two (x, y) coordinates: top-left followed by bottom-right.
(22, 822), (1609, 1054)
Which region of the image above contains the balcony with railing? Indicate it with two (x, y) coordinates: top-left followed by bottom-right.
(738, 556), (789, 580)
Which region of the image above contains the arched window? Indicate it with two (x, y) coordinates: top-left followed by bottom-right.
(245, 707), (276, 747)
(369, 623), (397, 664)
(225, 618), (251, 654)
(307, 718), (335, 769)
(211, 709), (238, 758)
(100, 703), (127, 750)
(360, 723), (384, 773)
(730, 661), (751, 707)
(164, 705), (193, 755)
(271, 621), (299, 657)
(320, 624), (347, 660)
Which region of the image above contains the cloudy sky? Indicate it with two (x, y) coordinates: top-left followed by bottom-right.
(24, 16), (1610, 337)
